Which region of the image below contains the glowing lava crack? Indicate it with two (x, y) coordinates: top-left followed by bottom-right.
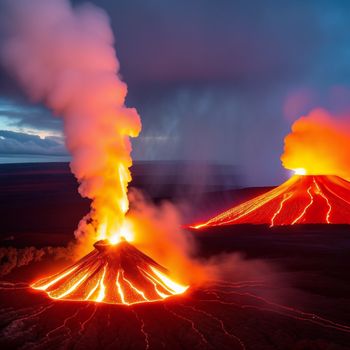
(192, 175), (350, 228)
(31, 240), (188, 305)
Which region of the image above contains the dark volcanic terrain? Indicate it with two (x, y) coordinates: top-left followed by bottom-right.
(0, 162), (349, 350)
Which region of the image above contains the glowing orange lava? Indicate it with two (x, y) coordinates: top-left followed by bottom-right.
(32, 240), (188, 305)
(191, 175), (350, 228)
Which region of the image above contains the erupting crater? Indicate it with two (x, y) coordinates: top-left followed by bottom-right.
(192, 175), (350, 228)
(31, 239), (188, 305)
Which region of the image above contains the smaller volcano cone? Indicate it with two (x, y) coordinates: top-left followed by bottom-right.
(32, 240), (188, 305)
(191, 175), (350, 228)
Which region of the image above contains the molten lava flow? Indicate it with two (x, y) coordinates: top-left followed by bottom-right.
(191, 175), (350, 228)
(31, 240), (188, 305)
(270, 192), (293, 227)
(291, 185), (314, 225)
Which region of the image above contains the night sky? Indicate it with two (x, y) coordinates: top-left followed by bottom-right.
(1, 0), (350, 185)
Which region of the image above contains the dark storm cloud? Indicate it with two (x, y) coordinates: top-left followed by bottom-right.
(1, 0), (336, 89)
(0, 97), (62, 132)
(2, 0), (350, 184)
(0, 130), (67, 156)
(72, 0), (322, 86)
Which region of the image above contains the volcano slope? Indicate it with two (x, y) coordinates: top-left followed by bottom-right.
(32, 240), (188, 305)
(192, 175), (350, 228)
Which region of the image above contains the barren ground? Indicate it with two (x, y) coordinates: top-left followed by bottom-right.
(0, 163), (349, 350)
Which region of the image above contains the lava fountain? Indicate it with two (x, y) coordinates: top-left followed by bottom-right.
(191, 109), (350, 228)
(1, 0), (188, 304)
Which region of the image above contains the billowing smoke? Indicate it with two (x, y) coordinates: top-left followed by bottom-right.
(126, 189), (206, 285)
(127, 189), (277, 286)
(281, 108), (350, 180)
(0, 0), (141, 244)
(0, 244), (76, 276)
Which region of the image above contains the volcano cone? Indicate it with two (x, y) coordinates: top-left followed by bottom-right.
(32, 240), (188, 305)
(193, 175), (350, 228)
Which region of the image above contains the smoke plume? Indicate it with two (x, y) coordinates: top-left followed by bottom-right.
(0, 0), (141, 243)
(281, 108), (350, 180)
(126, 189), (206, 285)
(126, 189), (277, 286)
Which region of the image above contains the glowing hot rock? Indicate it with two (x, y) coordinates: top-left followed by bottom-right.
(32, 239), (188, 305)
(191, 175), (350, 228)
